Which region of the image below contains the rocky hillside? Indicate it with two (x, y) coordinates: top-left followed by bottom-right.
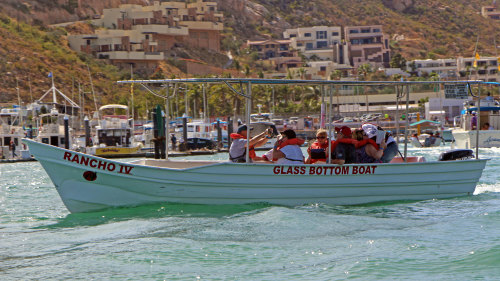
(218, 0), (499, 59)
(0, 0), (499, 107)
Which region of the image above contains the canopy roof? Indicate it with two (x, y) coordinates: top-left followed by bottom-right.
(410, 120), (441, 126)
(117, 78), (495, 86)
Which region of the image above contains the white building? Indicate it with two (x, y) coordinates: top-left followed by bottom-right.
(283, 26), (347, 61)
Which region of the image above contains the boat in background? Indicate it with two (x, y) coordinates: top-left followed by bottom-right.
(86, 104), (141, 156)
(36, 108), (75, 149)
(452, 98), (500, 148)
(0, 107), (31, 159)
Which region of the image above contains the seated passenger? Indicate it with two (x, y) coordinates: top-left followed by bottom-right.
(229, 125), (271, 163)
(272, 129), (304, 164)
(331, 126), (357, 164)
(305, 129), (329, 164)
(356, 125), (386, 163)
(362, 123), (398, 163)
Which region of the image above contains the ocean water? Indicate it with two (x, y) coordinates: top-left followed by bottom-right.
(1, 145), (500, 280)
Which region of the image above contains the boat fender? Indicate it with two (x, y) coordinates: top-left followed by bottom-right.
(438, 149), (474, 161)
(83, 171), (97, 181)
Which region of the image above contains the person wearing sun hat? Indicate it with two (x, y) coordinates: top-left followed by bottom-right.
(359, 123), (387, 163)
(361, 123), (398, 163)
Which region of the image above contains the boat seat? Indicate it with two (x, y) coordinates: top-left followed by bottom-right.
(390, 156), (426, 163)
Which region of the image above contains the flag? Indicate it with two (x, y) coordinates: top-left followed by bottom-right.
(475, 52), (480, 60)
(473, 60), (477, 68)
(48, 72), (53, 78)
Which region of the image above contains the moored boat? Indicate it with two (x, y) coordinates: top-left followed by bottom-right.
(452, 98), (500, 148)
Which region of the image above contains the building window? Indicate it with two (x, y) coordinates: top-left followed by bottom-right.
(289, 34), (297, 38)
(349, 30), (359, 34)
(352, 39), (359, 44)
(304, 33), (311, 37)
(306, 43), (313, 50)
(297, 43), (303, 47)
(332, 32), (339, 36)
(86, 40), (91, 45)
(320, 66), (326, 71)
(361, 29), (370, 33)
(316, 41), (328, 49)
(373, 28), (380, 32)
(145, 34), (149, 40)
(316, 31), (327, 39)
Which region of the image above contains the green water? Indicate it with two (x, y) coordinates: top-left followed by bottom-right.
(1, 146), (500, 280)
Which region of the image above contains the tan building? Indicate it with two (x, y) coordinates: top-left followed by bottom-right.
(344, 25), (390, 69)
(283, 26), (346, 61)
(68, 0), (223, 73)
(407, 59), (458, 79)
(457, 56), (499, 82)
(481, 5), (500, 20)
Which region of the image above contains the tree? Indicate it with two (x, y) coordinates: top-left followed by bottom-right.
(390, 53), (407, 70)
(357, 63), (373, 79)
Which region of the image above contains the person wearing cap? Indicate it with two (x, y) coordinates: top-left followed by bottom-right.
(471, 112), (477, 130)
(229, 125), (270, 163)
(272, 129), (304, 164)
(362, 123), (397, 163)
(331, 126), (356, 164)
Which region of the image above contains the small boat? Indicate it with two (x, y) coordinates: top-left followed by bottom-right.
(24, 138), (486, 213)
(86, 104), (141, 156)
(452, 98), (500, 148)
(0, 108), (30, 159)
(24, 78), (491, 213)
(36, 108), (74, 149)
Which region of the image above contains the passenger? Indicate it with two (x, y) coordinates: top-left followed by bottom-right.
(272, 129), (304, 164)
(305, 129), (329, 164)
(471, 112), (477, 130)
(331, 126), (357, 164)
(362, 123), (397, 162)
(482, 122), (494, 130)
(355, 125), (386, 163)
(410, 133), (421, 146)
(229, 125), (270, 163)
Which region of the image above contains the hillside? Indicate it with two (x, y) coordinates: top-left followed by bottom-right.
(0, 0), (499, 109)
(0, 14), (171, 117)
(219, 0), (500, 59)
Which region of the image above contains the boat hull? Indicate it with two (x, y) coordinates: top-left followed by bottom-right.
(24, 139), (487, 213)
(452, 129), (500, 148)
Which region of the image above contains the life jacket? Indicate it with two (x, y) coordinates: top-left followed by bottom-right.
(273, 138), (305, 161)
(229, 133), (256, 160)
(308, 141), (328, 163)
(276, 138), (305, 149)
(330, 138), (379, 153)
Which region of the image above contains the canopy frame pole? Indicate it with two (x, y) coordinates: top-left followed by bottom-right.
(403, 85), (410, 162)
(476, 86), (481, 159)
(245, 82), (252, 163)
(328, 85), (333, 164)
(165, 84), (169, 160)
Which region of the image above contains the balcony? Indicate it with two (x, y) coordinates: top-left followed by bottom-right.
(100, 51), (164, 61)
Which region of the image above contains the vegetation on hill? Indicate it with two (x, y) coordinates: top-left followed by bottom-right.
(1, 0), (499, 117)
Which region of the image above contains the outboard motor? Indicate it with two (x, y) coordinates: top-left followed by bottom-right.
(439, 149), (474, 161)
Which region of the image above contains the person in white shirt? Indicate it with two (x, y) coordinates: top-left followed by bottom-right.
(272, 129), (304, 164)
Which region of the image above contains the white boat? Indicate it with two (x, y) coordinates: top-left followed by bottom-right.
(0, 108), (30, 159)
(23, 78), (491, 213)
(410, 133), (442, 147)
(24, 138), (486, 213)
(36, 108), (74, 149)
(86, 104), (141, 156)
(452, 99), (500, 148)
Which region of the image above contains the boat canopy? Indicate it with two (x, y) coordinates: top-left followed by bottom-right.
(410, 120), (440, 126)
(117, 78), (494, 87)
(99, 104), (129, 111)
(460, 107), (500, 114)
